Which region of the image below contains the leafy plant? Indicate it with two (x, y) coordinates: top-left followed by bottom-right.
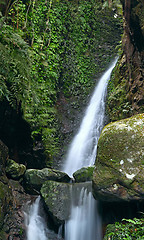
(104, 218), (144, 240)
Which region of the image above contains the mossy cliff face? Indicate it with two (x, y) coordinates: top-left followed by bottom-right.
(107, 0), (144, 121)
(93, 113), (144, 201)
(0, 0), (122, 169)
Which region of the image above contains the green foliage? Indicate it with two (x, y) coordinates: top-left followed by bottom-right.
(104, 218), (144, 240)
(0, 23), (31, 109)
(0, 0), (122, 165)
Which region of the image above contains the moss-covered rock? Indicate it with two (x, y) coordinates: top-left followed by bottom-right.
(93, 113), (144, 202)
(40, 180), (92, 227)
(73, 166), (95, 183)
(0, 140), (8, 175)
(40, 180), (71, 226)
(24, 168), (70, 193)
(5, 159), (26, 180)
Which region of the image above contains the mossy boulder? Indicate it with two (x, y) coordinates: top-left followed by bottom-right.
(73, 166), (95, 182)
(24, 168), (70, 193)
(40, 180), (71, 226)
(93, 113), (144, 202)
(40, 181), (92, 227)
(5, 159), (26, 180)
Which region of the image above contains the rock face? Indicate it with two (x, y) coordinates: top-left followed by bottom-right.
(93, 113), (144, 202)
(4, 180), (33, 240)
(40, 180), (72, 226)
(0, 179), (11, 230)
(6, 159), (26, 180)
(107, 0), (144, 121)
(24, 168), (71, 193)
(0, 140), (8, 175)
(0, 141), (12, 236)
(0, 140), (33, 240)
(73, 166), (95, 182)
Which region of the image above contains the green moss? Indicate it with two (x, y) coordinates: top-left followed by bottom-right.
(0, 0), (122, 167)
(5, 159), (26, 179)
(73, 166), (95, 182)
(106, 55), (133, 121)
(93, 114), (144, 201)
(40, 180), (71, 225)
(0, 230), (7, 240)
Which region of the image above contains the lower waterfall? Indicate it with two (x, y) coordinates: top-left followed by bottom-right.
(25, 196), (48, 240)
(64, 184), (102, 240)
(25, 59), (117, 240)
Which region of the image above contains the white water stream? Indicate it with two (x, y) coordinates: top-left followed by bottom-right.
(25, 196), (48, 240)
(63, 59), (118, 177)
(65, 185), (102, 240)
(26, 59), (117, 240)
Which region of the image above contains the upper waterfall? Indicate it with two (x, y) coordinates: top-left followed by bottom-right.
(63, 58), (118, 177)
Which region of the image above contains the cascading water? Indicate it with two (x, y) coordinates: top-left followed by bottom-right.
(65, 185), (102, 240)
(63, 59), (118, 240)
(25, 197), (59, 240)
(25, 196), (48, 240)
(25, 59), (117, 240)
(63, 58), (118, 177)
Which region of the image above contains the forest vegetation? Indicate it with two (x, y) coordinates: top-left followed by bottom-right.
(0, 0), (144, 239)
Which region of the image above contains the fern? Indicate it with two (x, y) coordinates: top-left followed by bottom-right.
(0, 24), (31, 109)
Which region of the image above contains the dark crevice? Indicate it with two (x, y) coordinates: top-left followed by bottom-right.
(130, 16), (144, 52)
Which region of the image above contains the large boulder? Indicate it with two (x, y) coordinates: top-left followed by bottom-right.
(40, 180), (71, 226)
(24, 168), (71, 193)
(40, 181), (92, 227)
(93, 113), (144, 202)
(6, 159), (26, 180)
(73, 166), (95, 182)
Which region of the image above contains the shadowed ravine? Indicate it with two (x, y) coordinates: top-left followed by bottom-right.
(26, 59), (118, 240)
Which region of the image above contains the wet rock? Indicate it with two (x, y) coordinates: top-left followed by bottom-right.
(93, 113), (144, 202)
(24, 168), (71, 193)
(40, 180), (71, 226)
(73, 166), (95, 182)
(4, 179), (34, 240)
(40, 181), (92, 227)
(0, 180), (12, 230)
(6, 159), (26, 180)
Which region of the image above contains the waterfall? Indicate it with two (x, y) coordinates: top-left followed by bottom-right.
(63, 58), (118, 177)
(65, 185), (102, 240)
(25, 196), (48, 240)
(63, 59), (118, 240)
(25, 59), (117, 240)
